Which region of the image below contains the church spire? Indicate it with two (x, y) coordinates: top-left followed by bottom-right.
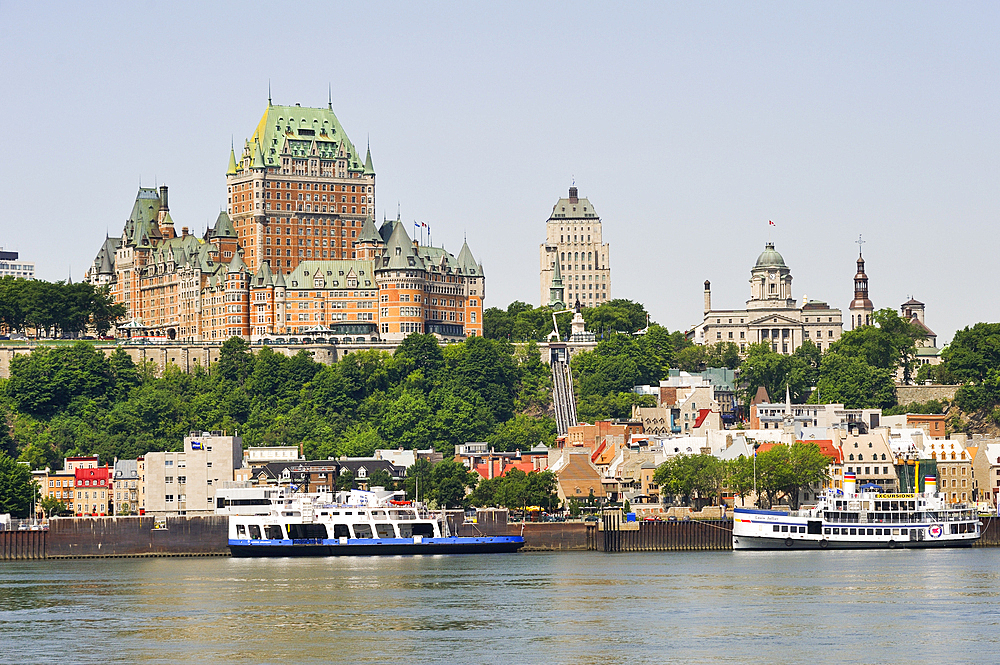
(849, 235), (874, 329)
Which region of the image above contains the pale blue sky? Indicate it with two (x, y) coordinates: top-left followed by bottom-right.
(1, 2), (997, 343)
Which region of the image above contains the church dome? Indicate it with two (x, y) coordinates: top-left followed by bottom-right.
(755, 242), (786, 268)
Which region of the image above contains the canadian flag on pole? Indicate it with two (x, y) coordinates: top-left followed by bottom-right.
(768, 220), (775, 226)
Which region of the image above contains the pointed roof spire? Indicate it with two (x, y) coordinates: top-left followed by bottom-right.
(456, 239), (478, 273)
(273, 267), (286, 288)
(252, 260), (274, 287)
(268, 80), (272, 106)
(358, 214), (381, 244)
(227, 250), (246, 274)
(380, 220), (421, 270)
(328, 83), (332, 110)
(252, 141), (265, 169)
(364, 139), (374, 174)
(212, 211), (237, 238)
(227, 138), (238, 175)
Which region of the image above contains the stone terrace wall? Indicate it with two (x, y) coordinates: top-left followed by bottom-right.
(896, 385), (959, 405)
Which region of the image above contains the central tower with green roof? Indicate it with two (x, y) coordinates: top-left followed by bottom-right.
(226, 98), (376, 276)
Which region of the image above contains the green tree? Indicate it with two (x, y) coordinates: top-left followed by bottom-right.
(394, 333), (445, 379)
(653, 454), (726, 505)
(217, 337), (253, 385)
(828, 308), (924, 381)
(367, 468), (394, 490)
(738, 343), (811, 406)
(754, 443), (830, 510)
(486, 414), (556, 452)
(432, 459), (479, 508)
(39, 495), (66, 518)
(582, 299), (648, 337)
(814, 353), (896, 409)
(0, 452), (36, 517)
(468, 476), (501, 507)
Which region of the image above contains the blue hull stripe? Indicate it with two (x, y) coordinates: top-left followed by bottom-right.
(229, 536), (525, 547)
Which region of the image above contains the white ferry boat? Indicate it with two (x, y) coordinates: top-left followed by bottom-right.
(733, 473), (981, 550)
(218, 486), (524, 557)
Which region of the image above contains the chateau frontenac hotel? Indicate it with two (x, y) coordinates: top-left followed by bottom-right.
(86, 101), (484, 343)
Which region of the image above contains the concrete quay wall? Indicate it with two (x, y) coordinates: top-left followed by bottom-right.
(458, 521), (593, 551)
(45, 516), (229, 558)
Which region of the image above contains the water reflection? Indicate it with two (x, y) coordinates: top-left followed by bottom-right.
(1, 550), (1000, 664)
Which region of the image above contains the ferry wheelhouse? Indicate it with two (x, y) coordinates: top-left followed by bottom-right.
(218, 486), (524, 557)
(733, 473), (981, 550)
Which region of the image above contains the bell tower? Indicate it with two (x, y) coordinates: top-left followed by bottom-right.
(849, 235), (874, 329)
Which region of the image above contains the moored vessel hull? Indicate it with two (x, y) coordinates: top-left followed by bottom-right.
(733, 534), (977, 550)
(229, 536), (525, 557)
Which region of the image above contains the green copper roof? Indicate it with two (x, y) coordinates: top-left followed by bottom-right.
(364, 145), (374, 175)
(212, 211), (237, 238)
(455, 240), (479, 275)
(379, 221), (422, 271)
(284, 259), (377, 289)
(272, 268), (286, 288)
(227, 147), (238, 175)
(252, 142), (266, 169)
(754, 242), (786, 268)
(358, 215), (381, 244)
(252, 260), (274, 288)
(227, 251), (246, 274)
(232, 103), (365, 173)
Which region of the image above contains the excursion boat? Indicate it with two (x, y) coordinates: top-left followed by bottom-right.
(217, 486), (524, 557)
(733, 473), (981, 550)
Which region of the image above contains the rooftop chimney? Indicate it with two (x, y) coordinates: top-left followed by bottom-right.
(159, 185), (169, 210)
(568, 186), (579, 204)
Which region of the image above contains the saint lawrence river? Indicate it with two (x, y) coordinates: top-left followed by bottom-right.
(3, 549), (1000, 664)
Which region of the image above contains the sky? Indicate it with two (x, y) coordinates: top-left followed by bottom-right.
(1, 2), (998, 344)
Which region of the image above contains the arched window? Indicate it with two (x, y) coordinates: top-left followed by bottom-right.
(849, 454), (854, 461)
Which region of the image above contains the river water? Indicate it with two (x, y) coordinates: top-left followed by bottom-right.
(2, 549), (999, 664)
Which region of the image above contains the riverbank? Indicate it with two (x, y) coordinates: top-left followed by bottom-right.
(4, 514), (1000, 560)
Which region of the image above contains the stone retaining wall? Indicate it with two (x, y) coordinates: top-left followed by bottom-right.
(896, 385), (959, 405)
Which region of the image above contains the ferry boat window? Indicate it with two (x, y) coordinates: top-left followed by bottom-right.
(248, 525), (262, 540)
(287, 524), (328, 539)
(824, 528), (831, 534)
(332, 524), (350, 539)
(900, 528), (908, 535)
(773, 525), (780, 532)
(389, 510), (417, 520)
(849, 528), (857, 535)
(866, 528), (874, 535)
(875, 528), (882, 535)
(372, 510), (387, 520)
(265, 525), (284, 539)
(375, 524), (395, 538)
(832, 528), (840, 534)
(353, 524), (373, 538)
(780, 525), (788, 532)
(236, 524), (247, 538)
